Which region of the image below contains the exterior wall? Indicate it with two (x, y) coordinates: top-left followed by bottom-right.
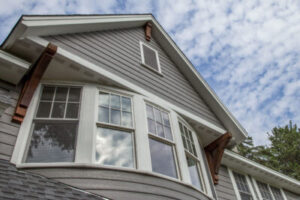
(284, 190), (300, 200)
(0, 86), (20, 160)
(25, 167), (210, 200)
(215, 165), (237, 200)
(42, 27), (224, 129)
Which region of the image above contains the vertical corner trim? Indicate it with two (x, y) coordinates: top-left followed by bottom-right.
(204, 132), (232, 185)
(145, 21), (153, 41)
(12, 43), (57, 124)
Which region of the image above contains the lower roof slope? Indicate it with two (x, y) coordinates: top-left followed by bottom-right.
(0, 159), (108, 200)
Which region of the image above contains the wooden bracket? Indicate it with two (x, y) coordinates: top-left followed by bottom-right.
(12, 43), (57, 124)
(144, 22), (152, 41)
(204, 132), (232, 185)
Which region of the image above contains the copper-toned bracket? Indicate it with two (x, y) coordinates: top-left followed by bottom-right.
(204, 132), (232, 185)
(145, 22), (152, 41)
(12, 43), (57, 124)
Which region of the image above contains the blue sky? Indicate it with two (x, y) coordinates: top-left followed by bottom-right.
(0, 0), (299, 145)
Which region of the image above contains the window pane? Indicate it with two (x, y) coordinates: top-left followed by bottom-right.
(110, 94), (120, 109)
(51, 102), (65, 118)
(95, 127), (133, 168)
(122, 111), (132, 127)
(41, 86), (55, 101)
(66, 103), (79, 118)
(99, 92), (109, 107)
(164, 126), (173, 141)
(26, 122), (77, 163)
(257, 181), (273, 200)
(122, 97), (131, 112)
(182, 136), (187, 149)
(146, 105), (154, 119)
(55, 87), (68, 101)
(36, 102), (52, 118)
(154, 108), (162, 123)
(188, 130), (194, 142)
(111, 109), (121, 125)
(156, 123), (164, 138)
(147, 119), (156, 134)
(240, 193), (253, 200)
(270, 186), (284, 200)
(162, 112), (170, 126)
(98, 106), (109, 123)
(149, 138), (177, 178)
(187, 156), (203, 190)
(68, 88), (81, 102)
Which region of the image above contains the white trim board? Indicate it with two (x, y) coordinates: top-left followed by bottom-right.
(2, 14), (247, 144)
(222, 150), (300, 195)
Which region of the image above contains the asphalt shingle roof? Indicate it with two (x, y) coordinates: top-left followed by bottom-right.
(0, 159), (108, 200)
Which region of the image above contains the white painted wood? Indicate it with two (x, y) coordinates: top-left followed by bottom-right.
(10, 84), (41, 164)
(133, 95), (151, 171)
(75, 85), (97, 163)
(139, 41), (162, 74)
(280, 188), (288, 200)
(228, 168), (242, 200)
(246, 175), (258, 200)
(252, 177), (264, 200)
(169, 110), (189, 183)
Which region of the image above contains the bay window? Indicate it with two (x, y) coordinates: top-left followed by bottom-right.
(146, 103), (178, 178)
(25, 85), (81, 163)
(96, 91), (135, 168)
(179, 121), (204, 191)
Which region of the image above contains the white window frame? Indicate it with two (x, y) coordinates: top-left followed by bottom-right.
(139, 41), (162, 74)
(23, 84), (82, 163)
(252, 178), (288, 200)
(93, 88), (137, 169)
(178, 117), (206, 192)
(228, 168), (258, 200)
(146, 101), (180, 180)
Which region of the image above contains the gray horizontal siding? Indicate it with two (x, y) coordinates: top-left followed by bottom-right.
(25, 167), (210, 200)
(43, 27), (224, 129)
(215, 165), (237, 200)
(0, 87), (20, 160)
(284, 190), (300, 200)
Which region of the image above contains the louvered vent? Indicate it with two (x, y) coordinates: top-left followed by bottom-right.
(142, 44), (160, 72)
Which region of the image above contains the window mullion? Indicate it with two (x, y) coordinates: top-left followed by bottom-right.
(49, 86), (56, 118)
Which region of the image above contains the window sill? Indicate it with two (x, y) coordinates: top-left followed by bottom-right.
(16, 162), (213, 200)
(141, 63), (164, 77)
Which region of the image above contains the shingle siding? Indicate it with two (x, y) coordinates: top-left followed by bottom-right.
(42, 27), (224, 129)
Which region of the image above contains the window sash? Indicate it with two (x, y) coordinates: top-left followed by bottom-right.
(257, 181), (274, 200)
(186, 154), (204, 191)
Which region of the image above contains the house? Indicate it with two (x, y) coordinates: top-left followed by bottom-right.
(0, 14), (299, 200)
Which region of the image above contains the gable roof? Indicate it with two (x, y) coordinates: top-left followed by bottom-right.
(1, 14), (247, 144)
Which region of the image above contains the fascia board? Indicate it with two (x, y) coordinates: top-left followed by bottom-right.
(0, 50), (30, 69)
(222, 150), (300, 194)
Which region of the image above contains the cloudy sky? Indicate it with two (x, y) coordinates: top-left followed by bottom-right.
(0, 0), (299, 145)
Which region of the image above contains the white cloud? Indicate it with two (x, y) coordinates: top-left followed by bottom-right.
(0, 0), (299, 145)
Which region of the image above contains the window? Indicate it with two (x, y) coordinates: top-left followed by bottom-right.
(256, 180), (285, 200)
(146, 104), (177, 178)
(140, 42), (161, 73)
(257, 181), (273, 200)
(233, 172), (254, 200)
(179, 121), (204, 191)
(25, 86), (81, 163)
(96, 91), (135, 168)
(270, 186), (284, 200)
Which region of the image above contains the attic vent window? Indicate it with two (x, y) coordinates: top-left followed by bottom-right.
(140, 42), (161, 73)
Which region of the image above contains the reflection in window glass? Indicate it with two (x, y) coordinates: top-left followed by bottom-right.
(257, 181), (273, 200)
(233, 172), (253, 200)
(146, 104), (172, 141)
(149, 138), (177, 178)
(95, 127), (134, 168)
(270, 186), (284, 200)
(187, 156), (203, 190)
(98, 92), (133, 127)
(179, 122), (197, 156)
(26, 122), (77, 163)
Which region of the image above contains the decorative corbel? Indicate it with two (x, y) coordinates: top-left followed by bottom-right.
(204, 132), (232, 185)
(144, 21), (152, 41)
(12, 43), (57, 124)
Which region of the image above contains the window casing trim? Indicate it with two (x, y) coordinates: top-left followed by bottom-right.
(228, 168), (258, 200)
(252, 178), (288, 200)
(139, 41), (163, 75)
